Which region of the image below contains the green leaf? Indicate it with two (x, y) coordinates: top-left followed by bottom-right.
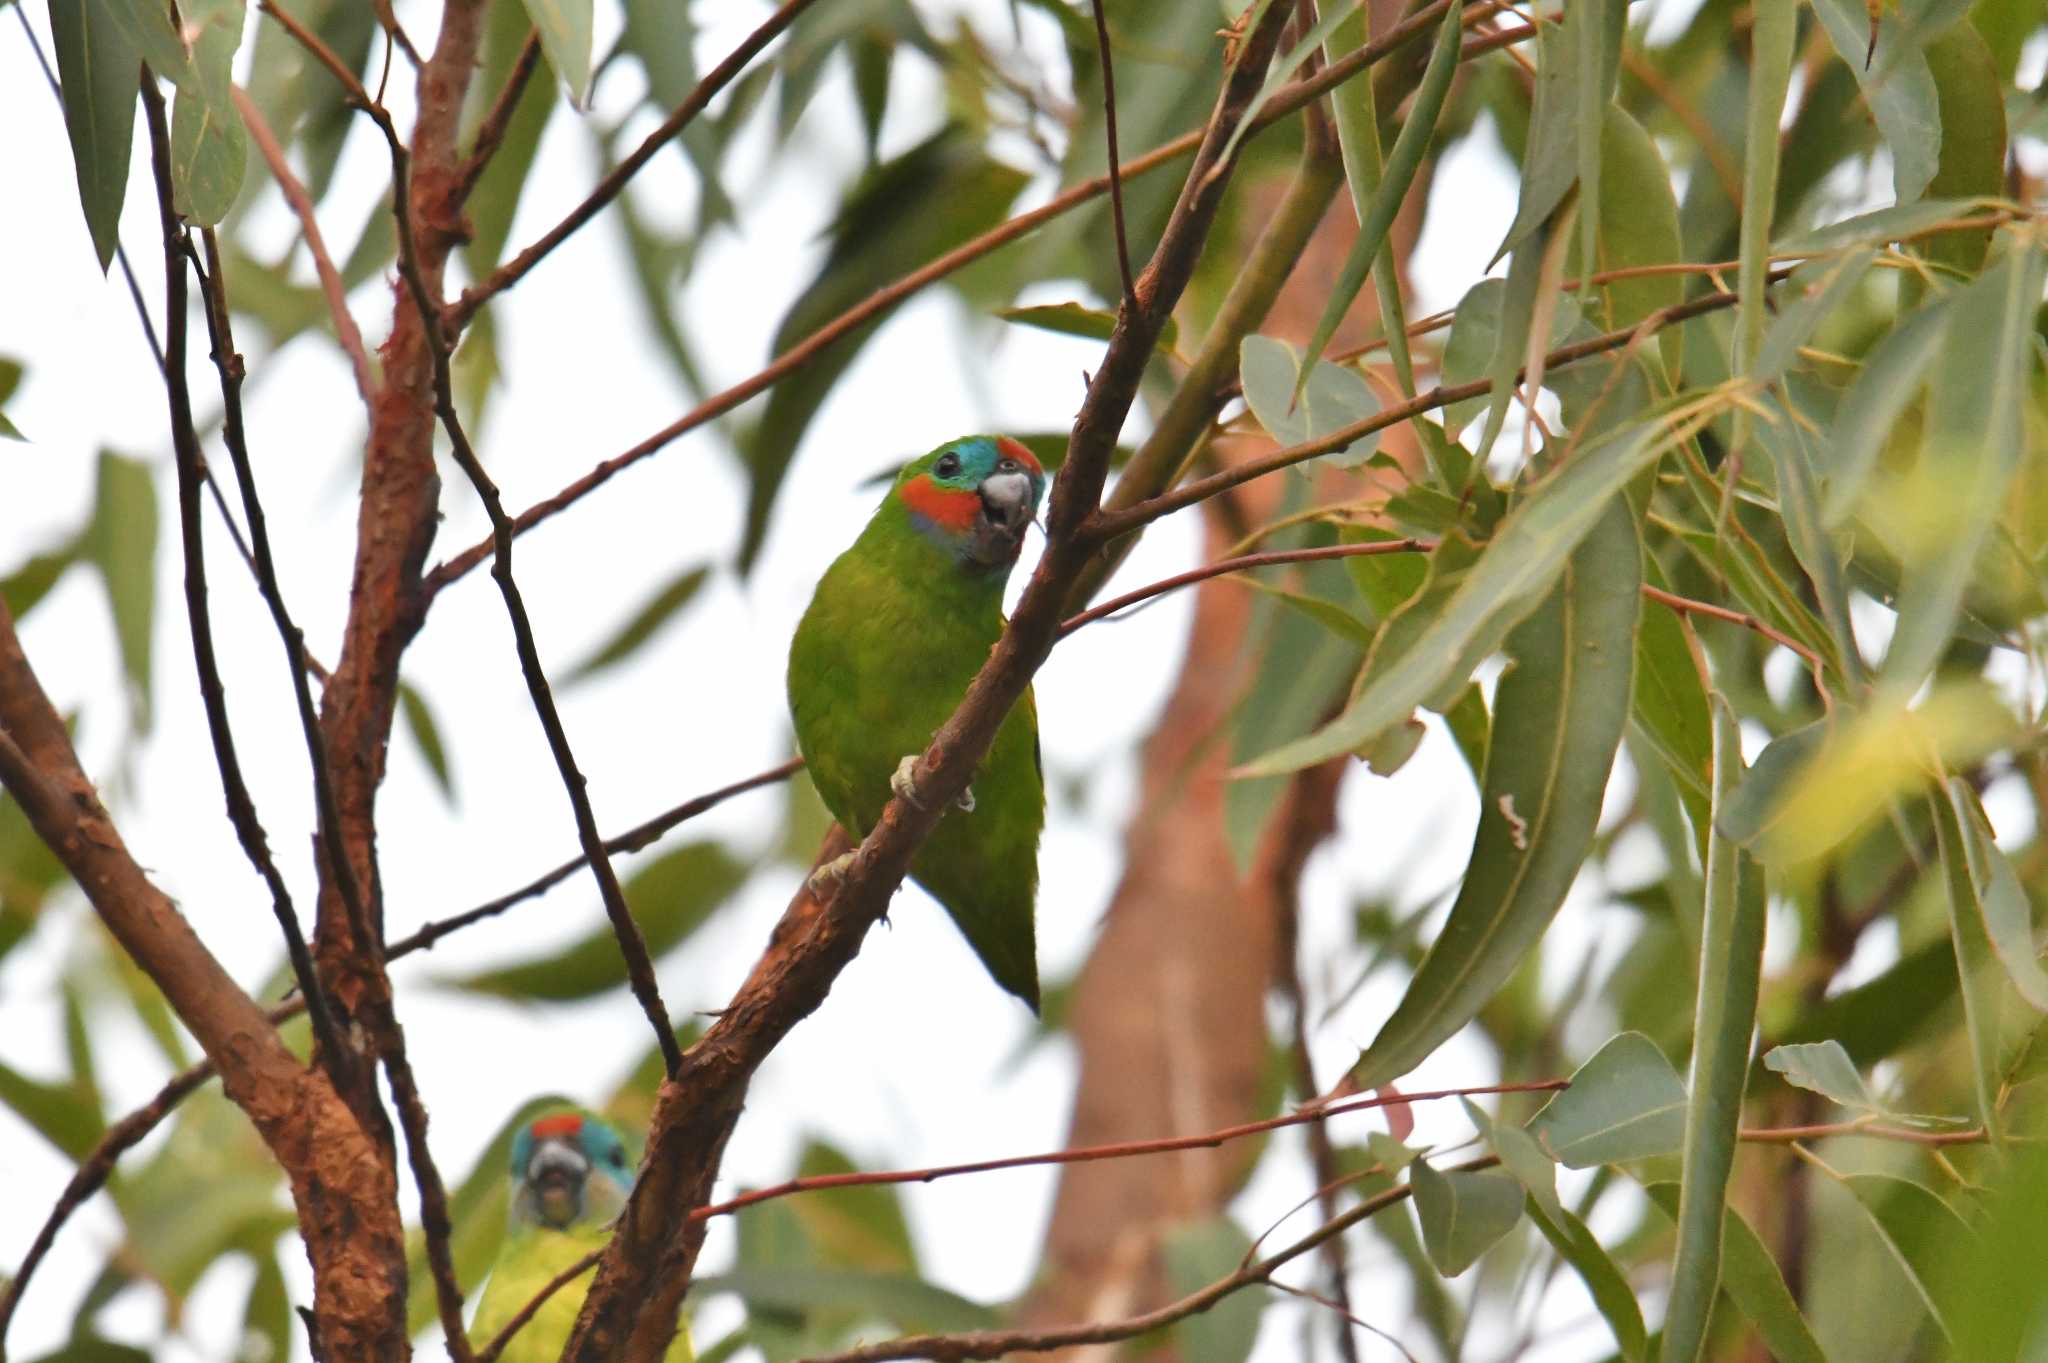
(49, 0), (139, 271)
(1734, 0), (1795, 393)
(1809, 0), (1942, 201)
(1916, 26), (2008, 276)
(1295, 0), (1463, 383)
(1662, 696), (1768, 1363)
(1524, 1198), (1647, 1362)
(1879, 239), (2046, 685)
(1347, 497), (1639, 1087)
(1527, 1032), (1687, 1168)
(1754, 251), (1877, 387)
(1642, 1182), (1831, 1363)
(697, 1268), (998, 1335)
(1439, 278), (1579, 434)
(741, 128), (1028, 571)
(565, 565), (710, 681)
(168, 0), (248, 227)
(1237, 336), (1382, 468)
(1713, 718), (1826, 849)
(519, 0), (593, 105)
(100, 0), (192, 85)
(1463, 1097), (1561, 1222)
(1161, 1218), (1264, 1363)
(1774, 198), (1990, 256)
(398, 681), (455, 803)
(1832, 1171), (1973, 1345)
(84, 451), (159, 734)
(0, 1057), (103, 1160)
(1750, 392), (1859, 678)
(1410, 1160), (1524, 1277)
(995, 302), (1176, 354)
(2, 543), (82, 621)
(467, 2), (560, 277)
(1762, 1040), (1882, 1113)
(1473, 220), (1551, 467)
(1496, 16), (1577, 260)
(1585, 106), (1684, 378)
(1950, 782), (2048, 1011)
(1241, 412), (1661, 776)
(1826, 288), (1949, 528)
(1630, 567), (1713, 819)
(1570, 0), (1627, 284)
(240, 1247), (293, 1363)
(788, 1141), (918, 1274)
(438, 842), (749, 999)
(1931, 782), (2007, 1139)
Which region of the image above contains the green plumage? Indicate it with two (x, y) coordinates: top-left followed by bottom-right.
(472, 1219), (682, 1363)
(787, 439), (1046, 1008)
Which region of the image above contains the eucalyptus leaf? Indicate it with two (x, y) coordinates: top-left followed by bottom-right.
(49, 0), (138, 272)
(1410, 1160), (1524, 1276)
(1527, 1032), (1687, 1168)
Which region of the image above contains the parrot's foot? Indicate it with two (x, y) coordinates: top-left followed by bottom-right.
(891, 755), (976, 813)
(890, 755), (926, 809)
(807, 852), (856, 894)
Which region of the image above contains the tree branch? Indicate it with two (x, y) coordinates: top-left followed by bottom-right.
(1089, 0), (1136, 308)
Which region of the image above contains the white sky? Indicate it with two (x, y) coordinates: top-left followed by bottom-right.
(0, 2), (1657, 1362)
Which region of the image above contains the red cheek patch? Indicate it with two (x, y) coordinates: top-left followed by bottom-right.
(531, 1112), (584, 1140)
(997, 436), (1043, 478)
(900, 474), (982, 532)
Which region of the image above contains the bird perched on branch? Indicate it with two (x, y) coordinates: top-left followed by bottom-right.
(471, 1105), (692, 1363)
(787, 434), (1048, 1010)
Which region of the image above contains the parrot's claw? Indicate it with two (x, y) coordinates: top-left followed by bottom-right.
(807, 851), (856, 894)
(891, 755), (926, 809)
(955, 785), (976, 814)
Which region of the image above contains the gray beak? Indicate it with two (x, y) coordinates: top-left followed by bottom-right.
(978, 469), (1035, 539)
(527, 1139), (589, 1227)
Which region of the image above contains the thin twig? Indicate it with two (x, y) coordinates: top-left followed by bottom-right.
(448, 0), (825, 327)
(1641, 583), (1828, 693)
(791, 1157), (1501, 1363)
(1267, 1280), (1422, 1363)
(1090, 0), (1137, 308)
(1059, 540), (1430, 636)
(231, 85), (377, 406)
(453, 29), (543, 205)
(139, 78), (346, 1077)
(418, 0), (1514, 599)
(693, 1080), (1566, 1221)
(1739, 1119), (1988, 1147)
(386, 757), (805, 956)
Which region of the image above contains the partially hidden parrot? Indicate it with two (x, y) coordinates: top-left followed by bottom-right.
(470, 1106), (692, 1363)
(786, 434), (1049, 1010)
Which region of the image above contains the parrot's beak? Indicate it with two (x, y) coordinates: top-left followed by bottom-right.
(972, 468), (1037, 565)
(525, 1137), (590, 1228)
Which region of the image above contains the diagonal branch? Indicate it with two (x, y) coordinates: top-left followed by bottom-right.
(1089, 0), (1137, 308)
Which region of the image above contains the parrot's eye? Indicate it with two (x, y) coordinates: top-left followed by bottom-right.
(934, 452), (961, 479)
(998, 458), (1019, 473)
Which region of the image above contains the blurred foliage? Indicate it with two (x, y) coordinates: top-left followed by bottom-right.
(7, 0), (2048, 1361)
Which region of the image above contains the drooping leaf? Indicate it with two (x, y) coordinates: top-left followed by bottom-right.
(1809, 0), (1942, 201)
(1527, 1032), (1688, 1168)
(1930, 782), (2008, 1139)
(564, 565), (710, 682)
(519, 0), (593, 106)
(1438, 278), (1579, 434)
(1642, 1182), (1831, 1363)
(1915, 26), (2008, 276)
(1496, 16), (1577, 260)
(1584, 105), (1684, 377)
(1733, 0), (1795, 394)
(1830, 1171), (1974, 1345)
(1879, 240), (2047, 685)
(1346, 497), (1639, 1087)
(83, 451), (159, 734)
(1662, 696), (1769, 1363)
(168, 0), (248, 227)
(1410, 1159), (1524, 1277)
(1950, 782), (2048, 1010)
(437, 842), (749, 999)
(788, 1141), (918, 1275)
(398, 681), (455, 803)
(1523, 1196), (1648, 1362)
(49, 0), (139, 271)
(1295, 0), (1463, 383)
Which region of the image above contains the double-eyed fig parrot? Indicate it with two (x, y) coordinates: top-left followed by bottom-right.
(470, 1106), (691, 1363)
(786, 434), (1048, 1010)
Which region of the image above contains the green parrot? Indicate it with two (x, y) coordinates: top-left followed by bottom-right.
(787, 434), (1049, 1010)
(470, 1106), (691, 1363)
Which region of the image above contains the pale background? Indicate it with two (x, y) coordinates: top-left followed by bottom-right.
(0, 1), (1783, 1360)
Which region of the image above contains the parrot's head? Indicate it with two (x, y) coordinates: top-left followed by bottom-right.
(506, 1107), (635, 1232)
(893, 435), (1046, 571)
